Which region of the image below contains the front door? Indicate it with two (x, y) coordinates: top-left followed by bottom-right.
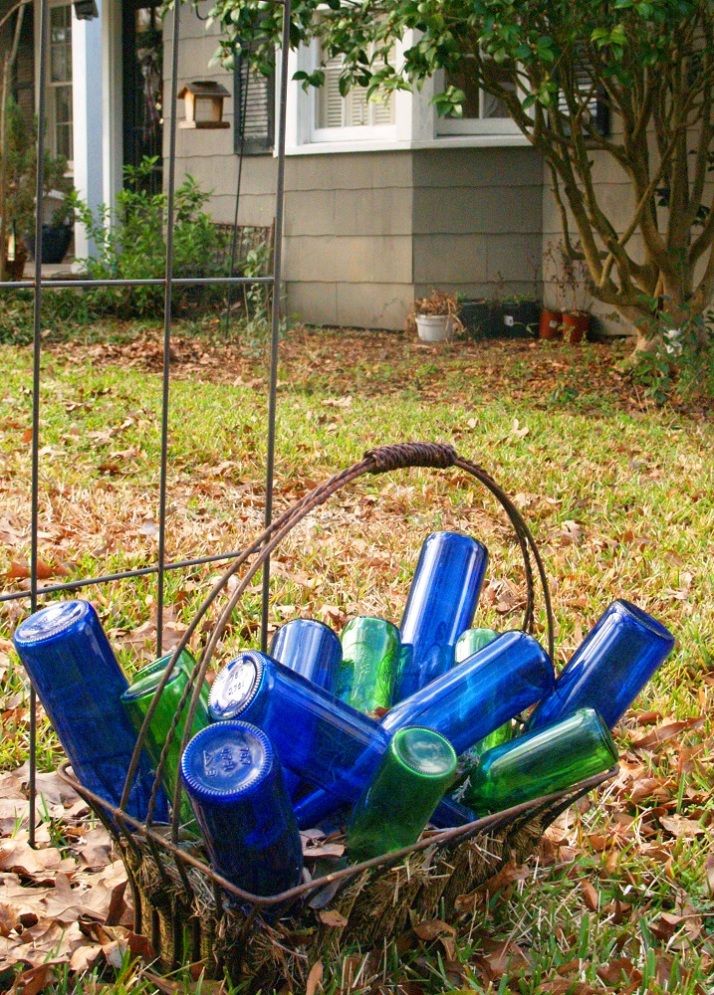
(122, 0), (163, 193)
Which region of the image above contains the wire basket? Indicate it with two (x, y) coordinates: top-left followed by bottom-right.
(58, 442), (616, 989)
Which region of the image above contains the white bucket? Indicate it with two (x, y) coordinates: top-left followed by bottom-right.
(415, 314), (453, 342)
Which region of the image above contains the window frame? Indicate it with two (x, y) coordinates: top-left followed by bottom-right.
(46, 0), (74, 166)
(435, 67), (521, 138)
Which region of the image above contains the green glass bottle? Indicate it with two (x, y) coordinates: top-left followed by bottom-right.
(461, 707), (617, 814)
(338, 616), (400, 715)
(454, 627), (514, 759)
(347, 726), (457, 862)
(121, 648), (210, 830)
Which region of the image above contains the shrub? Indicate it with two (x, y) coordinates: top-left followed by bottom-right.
(68, 157), (226, 318)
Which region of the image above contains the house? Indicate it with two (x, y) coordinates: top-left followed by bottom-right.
(1, 0), (625, 333)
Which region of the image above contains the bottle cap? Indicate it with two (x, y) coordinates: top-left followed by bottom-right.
(181, 720), (273, 804)
(208, 652), (264, 720)
(391, 726), (457, 778)
(14, 600), (92, 646)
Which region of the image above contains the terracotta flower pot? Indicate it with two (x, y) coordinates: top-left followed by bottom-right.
(539, 308), (562, 340)
(562, 310), (590, 344)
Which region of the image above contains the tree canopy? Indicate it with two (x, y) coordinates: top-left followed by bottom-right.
(204, 0), (714, 349)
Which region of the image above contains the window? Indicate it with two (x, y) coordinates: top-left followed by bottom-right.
(234, 57), (274, 154)
(47, 2), (73, 162)
(437, 58), (520, 136)
(557, 55), (610, 137)
(312, 42), (395, 141)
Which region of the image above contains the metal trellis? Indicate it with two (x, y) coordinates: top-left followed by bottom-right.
(0, 0), (292, 846)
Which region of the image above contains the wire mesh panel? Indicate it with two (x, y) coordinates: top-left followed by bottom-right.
(0, 0), (293, 844)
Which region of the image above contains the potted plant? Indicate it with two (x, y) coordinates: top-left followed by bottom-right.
(0, 98), (74, 275)
(501, 293), (540, 338)
(558, 243), (592, 344)
(541, 241), (566, 340)
(459, 298), (501, 339)
(407, 290), (464, 342)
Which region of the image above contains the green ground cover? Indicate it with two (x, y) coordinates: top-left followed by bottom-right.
(0, 326), (712, 993)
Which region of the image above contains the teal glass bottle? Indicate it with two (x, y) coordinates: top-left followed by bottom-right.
(454, 627), (500, 664)
(338, 616), (400, 715)
(347, 726), (457, 862)
(122, 648), (210, 829)
(461, 707), (618, 814)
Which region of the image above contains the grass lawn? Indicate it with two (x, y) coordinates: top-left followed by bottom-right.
(0, 324), (712, 993)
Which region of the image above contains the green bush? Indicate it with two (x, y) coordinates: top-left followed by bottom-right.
(68, 157), (227, 318)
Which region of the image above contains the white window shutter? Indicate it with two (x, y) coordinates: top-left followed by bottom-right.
(316, 43), (395, 130)
(320, 54), (345, 127)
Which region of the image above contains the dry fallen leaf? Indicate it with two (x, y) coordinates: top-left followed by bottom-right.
(580, 879), (599, 912)
(305, 959), (324, 995)
(412, 919), (456, 942)
(631, 718), (704, 750)
(659, 814), (706, 838)
(317, 909), (348, 929)
(6, 559), (69, 581)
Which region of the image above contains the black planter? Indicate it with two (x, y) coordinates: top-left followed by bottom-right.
(459, 300), (502, 340)
(24, 224), (73, 265)
(500, 299), (540, 338)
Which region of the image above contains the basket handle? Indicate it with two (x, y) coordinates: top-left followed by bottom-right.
(120, 442), (554, 835)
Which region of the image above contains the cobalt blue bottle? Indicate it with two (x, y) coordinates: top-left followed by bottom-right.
(294, 631), (554, 829)
(13, 600), (167, 822)
(181, 720), (303, 897)
(394, 532), (488, 702)
(269, 618), (342, 798)
(527, 599), (675, 731)
(208, 651), (390, 811)
(383, 630), (555, 754)
(269, 618), (342, 693)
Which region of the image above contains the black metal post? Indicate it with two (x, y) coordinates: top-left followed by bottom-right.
(260, 0), (291, 650)
(155, 0), (181, 658)
(27, 0), (50, 849)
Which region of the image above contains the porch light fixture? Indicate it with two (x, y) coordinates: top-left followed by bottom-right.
(73, 0), (98, 20)
(178, 81), (230, 130)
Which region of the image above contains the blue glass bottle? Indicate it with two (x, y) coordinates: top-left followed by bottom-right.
(181, 720), (303, 897)
(208, 651), (390, 811)
(454, 627), (514, 758)
(527, 599), (675, 731)
(269, 618), (342, 799)
(394, 532), (488, 702)
(294, 631), (553, 830)
(13, 600), (168, 822)
(269, 618), (342, 693)
(383, 630), (555, 754)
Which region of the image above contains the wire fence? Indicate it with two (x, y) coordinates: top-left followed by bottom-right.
(0, 0), (292, 845)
